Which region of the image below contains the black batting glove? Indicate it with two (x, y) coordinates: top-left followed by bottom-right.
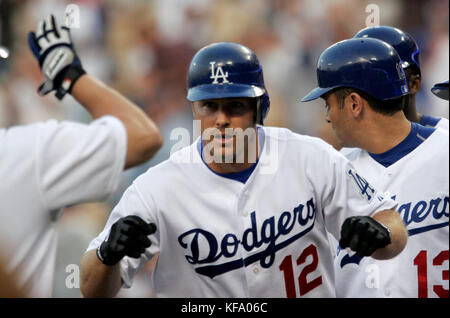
(97, 216), (157, 266)
(27, 14), (86, 100)
(339, 216), (391, 257)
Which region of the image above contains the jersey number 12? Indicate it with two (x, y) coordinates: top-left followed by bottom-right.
(279, 244), (322, 297)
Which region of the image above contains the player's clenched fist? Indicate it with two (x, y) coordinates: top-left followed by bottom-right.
(96, 216), (157, 266)
(28, 14), (86, 100)
(339, 216), (391, 257)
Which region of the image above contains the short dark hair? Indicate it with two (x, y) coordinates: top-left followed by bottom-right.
(333, 87), (405, 116)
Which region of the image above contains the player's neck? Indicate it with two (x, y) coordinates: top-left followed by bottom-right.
(358, 112), (413, 154)
(403, 94), (421, 123)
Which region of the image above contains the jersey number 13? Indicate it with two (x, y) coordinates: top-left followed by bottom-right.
(414, 249), (449, 298)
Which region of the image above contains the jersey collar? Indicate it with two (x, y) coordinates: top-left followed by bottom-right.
(368, 122), (436, 167)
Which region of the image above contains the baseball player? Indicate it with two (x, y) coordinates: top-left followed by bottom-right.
(431, 80), (449, 101)
(80, 42), (407, 298)
(353, 26), (449, 131)
(0, 15), (162, 297)
(302, 37), (449, 298)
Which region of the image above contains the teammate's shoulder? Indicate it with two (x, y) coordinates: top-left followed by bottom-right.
(1, 120), (57, 138)
(5, 117), (121, 136)
(431, 125), (449, 144)
(435, 124), (449, 134)
(133, 141), (198, 183)
(262, 126), (344, 161)
(262, 126), (335, 147)
(259, 126), (292, 140)
(437, 117), (449, 130)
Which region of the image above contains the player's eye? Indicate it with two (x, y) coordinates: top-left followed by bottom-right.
(228, 101), (243, 108)
(202, 102), (218, 110)
(224, 100), (253, 116)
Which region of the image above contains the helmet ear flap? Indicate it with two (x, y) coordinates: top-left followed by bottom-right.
(255, 98), (261, 125)
(258, 93), (270, 125)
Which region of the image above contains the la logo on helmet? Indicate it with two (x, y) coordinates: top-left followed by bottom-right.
(210, 62), (230, 84)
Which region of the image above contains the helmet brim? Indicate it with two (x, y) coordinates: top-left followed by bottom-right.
(301, 86), (335, 102)
(431, 80), (449, 100)
(187, 84), (265, 102)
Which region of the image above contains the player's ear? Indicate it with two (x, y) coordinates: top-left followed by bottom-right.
(348, 92), (364, 118)
(191, 102), (198, 117)
(409, 74), (421, 95)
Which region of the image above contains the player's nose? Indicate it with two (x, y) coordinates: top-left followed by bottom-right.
(215, 108), (231, 128)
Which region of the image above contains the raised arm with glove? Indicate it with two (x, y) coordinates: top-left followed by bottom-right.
(28, 14), (85, 100)
(27, 14), (163, 168)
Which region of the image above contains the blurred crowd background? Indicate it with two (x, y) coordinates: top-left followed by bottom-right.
(0, 0), (448, 297)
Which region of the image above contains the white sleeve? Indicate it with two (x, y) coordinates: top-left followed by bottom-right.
(319, 149), (398, 240)
(86, 183), (160, 289)
(437, 117), (449, 131)
(36, 115), (127, 211)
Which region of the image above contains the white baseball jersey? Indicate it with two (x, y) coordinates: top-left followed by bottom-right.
(333, 123), (449, 298)
(0, 116), (127, 297)
(87, 126), (397, 298)
(420, 115), (449, 131)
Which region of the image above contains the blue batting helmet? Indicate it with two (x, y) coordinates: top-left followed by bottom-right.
(431, 80), (449, 100)
(301, 38), (409, 102)
(354, 26), (420, 73)
(187, 42), (270, 124)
